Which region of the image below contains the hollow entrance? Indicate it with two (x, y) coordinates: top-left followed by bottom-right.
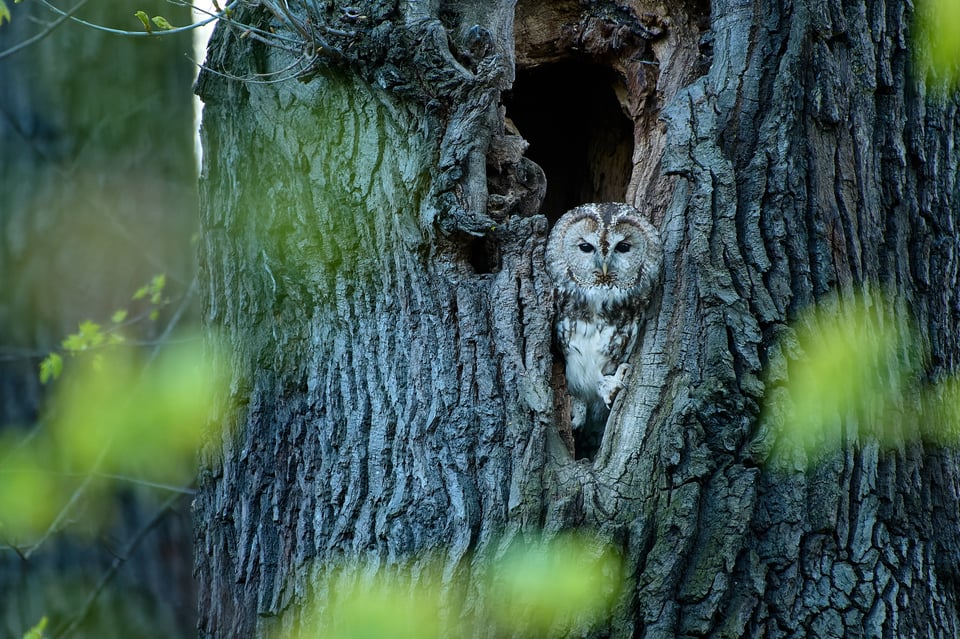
(504, 58), (636, 460)
(503, 59), (635, 224)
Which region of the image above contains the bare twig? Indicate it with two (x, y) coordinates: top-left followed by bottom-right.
(35, 0), (233, 37)
(190, 53), (310, 84)
(50, 491), (185, 639)
(0, 0), (87, 60)
(22, 446), (110, 559)
(168, 0), (305, 46)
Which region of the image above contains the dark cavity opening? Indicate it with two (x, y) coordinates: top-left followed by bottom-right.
(503, 59), (635, 224)
(574, 417), (604, 461)
(507, 59), (635, 461)
(465, 234), (494, 274)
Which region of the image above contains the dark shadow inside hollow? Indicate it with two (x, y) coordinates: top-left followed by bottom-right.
(574, 416), (604, 461)
(503, 59), (635, 225)
(506, 59), (635, 460)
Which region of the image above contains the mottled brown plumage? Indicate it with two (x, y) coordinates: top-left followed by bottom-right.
(546, 202), (663, 433)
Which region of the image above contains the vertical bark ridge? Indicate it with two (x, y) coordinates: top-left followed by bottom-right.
(196, 14), (557, 630)
(635, 0), (960, 636)
(195, 0), (960, 637)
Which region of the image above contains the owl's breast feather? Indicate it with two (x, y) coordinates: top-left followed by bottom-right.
(558, 318), (618, 403)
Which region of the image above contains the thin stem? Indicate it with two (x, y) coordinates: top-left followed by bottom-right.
(190, 54), (308, 84)
(35, 0), (232, 37)
(50, 492), (185, 639)
(0, 0), (87, 60)
(171, 0), (305, 45)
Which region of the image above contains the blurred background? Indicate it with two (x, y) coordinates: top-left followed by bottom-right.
(0, 0), (205, 635)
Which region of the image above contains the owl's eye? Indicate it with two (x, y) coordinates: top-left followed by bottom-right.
(614, 241), (632, 254)
(578, 242), (595, 253)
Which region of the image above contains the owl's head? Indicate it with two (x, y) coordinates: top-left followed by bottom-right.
(546, 202), (663, 304)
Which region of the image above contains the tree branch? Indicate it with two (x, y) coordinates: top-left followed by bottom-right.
(0, 0), (86, 61)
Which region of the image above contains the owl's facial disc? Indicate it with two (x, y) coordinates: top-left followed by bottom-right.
(546, 202), (663, 309)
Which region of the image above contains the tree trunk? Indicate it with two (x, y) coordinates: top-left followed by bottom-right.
(195, 0), (960, 637)
(0, 1), (199, 635)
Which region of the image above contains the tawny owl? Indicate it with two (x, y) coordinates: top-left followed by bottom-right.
(546, 202), (663, 433)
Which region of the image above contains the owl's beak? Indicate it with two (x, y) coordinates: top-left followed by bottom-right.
(594, 255), (608, 277)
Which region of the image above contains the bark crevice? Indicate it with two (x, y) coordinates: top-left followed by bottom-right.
(195, 0), (960, 637)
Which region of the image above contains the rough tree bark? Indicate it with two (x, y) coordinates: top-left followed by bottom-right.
(0, 1), (199, 635)
(195, 0), (960, 637)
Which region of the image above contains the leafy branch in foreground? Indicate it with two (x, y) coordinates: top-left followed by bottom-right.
(763, 289), (960, 466)
(1, 333), (227, 545)
(38, 274), (169, 384)
(21, 616), (47, 639)
(1, 272), (225, 549)
(284, 533), (625, 639)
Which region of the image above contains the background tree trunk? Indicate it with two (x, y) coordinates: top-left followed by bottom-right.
(0, 2), (199, 635)
(195, 0), (960, 637)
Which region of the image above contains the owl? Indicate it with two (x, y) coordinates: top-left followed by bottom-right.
(546, 202), (663, 433)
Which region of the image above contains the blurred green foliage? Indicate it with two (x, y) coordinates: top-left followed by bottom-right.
(773, 292), (911, 456)
(22, 617), (47, 639)
(915, 0), (960, 88)
(284, 533), (624, 639)
(488, 534), (623, 634)
(0, 329), (226, 544)
(765, 290), (959, 464)
(51, 341), (223, 481)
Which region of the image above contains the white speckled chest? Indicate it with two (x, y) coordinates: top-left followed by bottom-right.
(557, 317), (620, 403)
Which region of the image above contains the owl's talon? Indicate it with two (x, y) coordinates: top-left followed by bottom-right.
(599, 363), (631, 408)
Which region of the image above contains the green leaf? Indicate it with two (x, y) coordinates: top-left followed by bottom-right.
(151, 15), (174, 30)
(134, 10), (152, 33)
(134, 274), (166, 303)
(489, 534), (623, 634)
(111, 309), (128, 324)
(22, 616), (47, 639)
(79, 320), (104, 344)
(39, 353), (63, 384)
(149, 309), (160, 321)
(150, 274), (166, 300)
(0, 0), (11, 27)
(61, 334), (84, 352)
(62, 321), (105, 352)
